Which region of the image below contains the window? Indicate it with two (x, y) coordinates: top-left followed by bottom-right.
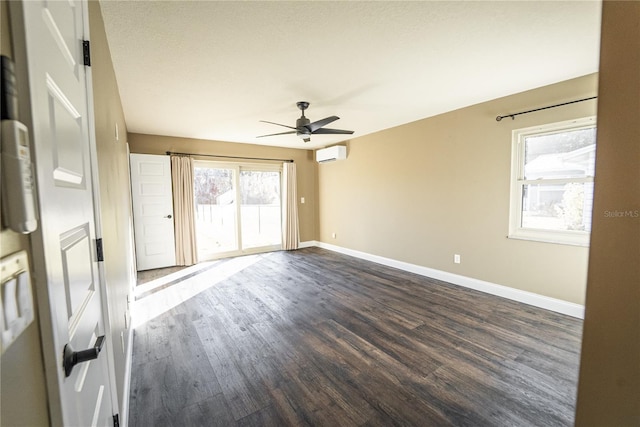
(509, 117), (596, 246)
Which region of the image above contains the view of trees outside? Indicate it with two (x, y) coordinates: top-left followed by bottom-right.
(562, 184), (586, 229)
(194, 167), (233, 205)
(522, 127), (596, 232)
(194, 167), (237, 257)
(193, 167), (281, 260)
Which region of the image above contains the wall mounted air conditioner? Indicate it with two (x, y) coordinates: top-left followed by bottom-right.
(316, 145), (347, 163)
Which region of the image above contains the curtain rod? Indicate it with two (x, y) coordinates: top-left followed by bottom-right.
(496, 96), (597, 122)
(166, 151), (294, 163)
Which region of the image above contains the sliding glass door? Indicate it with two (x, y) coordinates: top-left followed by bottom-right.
(194, 162), (282, 260)
(193, 166), (238, 257)
(240, 170), (282, 249)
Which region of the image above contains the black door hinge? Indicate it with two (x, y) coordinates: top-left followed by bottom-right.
(113, 414), (120, 427)
(96, 238), (104, 262)
(82, 40), (91, 66)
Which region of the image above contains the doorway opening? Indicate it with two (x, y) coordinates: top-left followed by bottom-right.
(193, 162), (282, 260)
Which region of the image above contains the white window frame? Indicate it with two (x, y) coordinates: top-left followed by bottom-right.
(508, 116), (596, 246)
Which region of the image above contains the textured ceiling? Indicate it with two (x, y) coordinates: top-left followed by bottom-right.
(100, 1), (602, 150)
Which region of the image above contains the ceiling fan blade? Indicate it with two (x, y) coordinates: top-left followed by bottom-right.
(305, 116), (339, 133)
(256, 131), (296, 138)
(311, 128), (354, 135)
(259, 120), (297, 130)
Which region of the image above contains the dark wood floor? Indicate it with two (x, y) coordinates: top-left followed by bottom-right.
(129, 248), (583, 426)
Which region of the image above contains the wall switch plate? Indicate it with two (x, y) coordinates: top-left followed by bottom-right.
(0, 250), (34, 354)
(454, 254), (461, 264)
(2, 278), (19, 347)
(17, 272), (34, 324)
(332, 232), (336, 239)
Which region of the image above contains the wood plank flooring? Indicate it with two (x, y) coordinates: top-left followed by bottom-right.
(129, 248), (583, 426)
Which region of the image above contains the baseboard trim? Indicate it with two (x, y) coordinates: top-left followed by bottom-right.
(120, 326), (134, 426)
(309, 241), (584, 319)
(298, 240), (316, 249)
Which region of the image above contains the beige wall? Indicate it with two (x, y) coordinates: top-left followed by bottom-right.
(89, 0), (135, 415)
(576, 1), (640, 424)
(1, 0), (12, 55)
(318, 74), (598, 305)
(0, 1), (50, 425)
(128, 133), (318, 243)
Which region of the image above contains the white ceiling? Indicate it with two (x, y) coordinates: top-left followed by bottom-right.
(99, 1), (602, 150)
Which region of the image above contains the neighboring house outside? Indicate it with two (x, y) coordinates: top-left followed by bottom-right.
(523, 144), (596, 232)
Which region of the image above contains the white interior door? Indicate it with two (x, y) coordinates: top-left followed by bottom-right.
(130, 154), (176, 271)
(12, 0), (115, 425)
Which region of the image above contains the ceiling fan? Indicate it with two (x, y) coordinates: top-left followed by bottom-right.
(257, 101), (354, 143)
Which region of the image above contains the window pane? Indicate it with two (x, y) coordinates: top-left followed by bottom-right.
(240, 170), (281, 249)
(193, 167), (237, 258)
(521, 182), (593, 232)
(524, 128), (596, 180)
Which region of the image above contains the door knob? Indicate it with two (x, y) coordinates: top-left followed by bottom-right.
(63, 335), (105, 377)
(165, 214), (172, 219)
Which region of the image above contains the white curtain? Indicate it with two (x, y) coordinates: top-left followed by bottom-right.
(282, 162), (299, 250)
(170, 155), (197, 265)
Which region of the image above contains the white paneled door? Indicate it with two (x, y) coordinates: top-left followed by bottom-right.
(13, 0), (116, 425)
(130, 154), (177, 271)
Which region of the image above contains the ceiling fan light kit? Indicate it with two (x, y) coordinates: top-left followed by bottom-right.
(258, 101), (354, 143)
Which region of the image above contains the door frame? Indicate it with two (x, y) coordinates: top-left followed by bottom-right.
(84, 18), (121, 422)
(9, 1), (119, 424)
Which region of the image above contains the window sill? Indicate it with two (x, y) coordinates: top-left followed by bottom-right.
(507, 233), (590, 247)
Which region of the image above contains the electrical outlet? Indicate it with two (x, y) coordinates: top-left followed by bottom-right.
(300, 197), (305, 204)
(454, 254), (461, 264)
